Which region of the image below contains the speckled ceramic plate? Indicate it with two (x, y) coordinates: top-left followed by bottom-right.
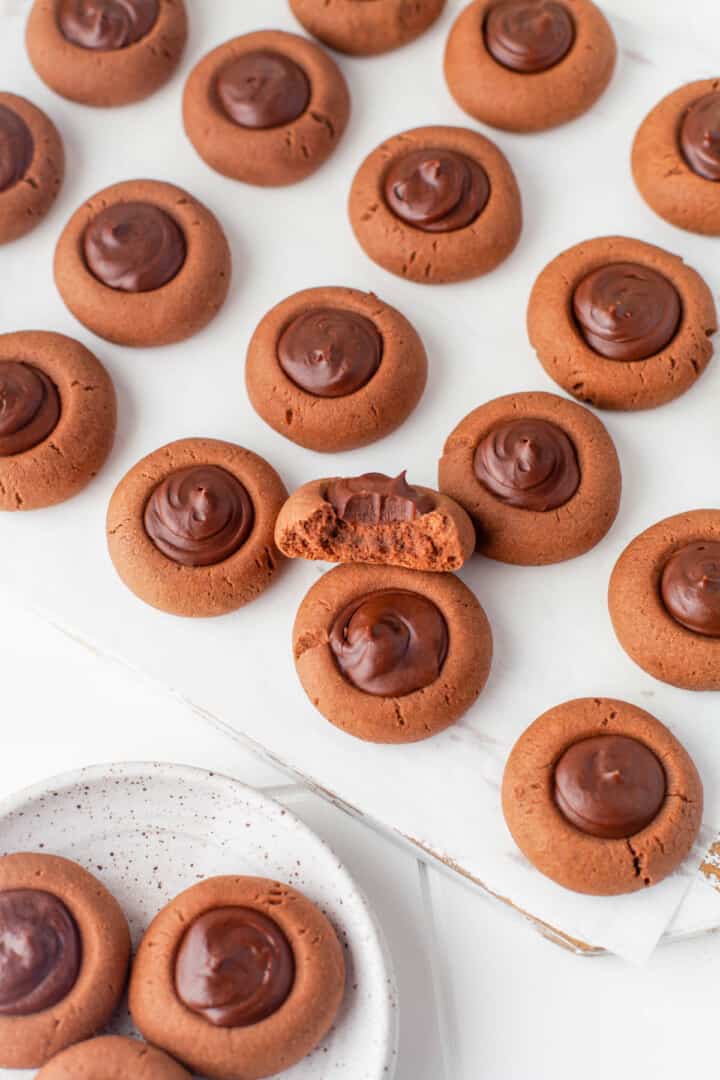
(0, 762), (398, 1080)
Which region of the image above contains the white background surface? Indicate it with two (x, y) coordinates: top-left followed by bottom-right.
(1, 1), (720, 1078)
(2, 0), (720, 961)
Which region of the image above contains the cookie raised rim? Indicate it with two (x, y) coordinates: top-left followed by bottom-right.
(26, 0), (188, 107)
(444, 0), (616, 133)
(106, 437), (287, 617)
(0, 92), (64, 244)
(246, 286), (428, 452)
(54, 179), (231, 347)
(36, 1036), (191, 1080)
(609, 509), (720, 691)
(183, 29), (350, 186)
(349, 124), (522, 284)
(632, 78), (720, 236)
(293, 562), (492, 743)
(0, 330), (116, 511)
(438, 390), (620, 565)
(501, 697), (703, 896)
(129, 875), (345, 1080)
(0, 852), (130, 1068)
(289, 0), (446, 56)
(527, 235), (717, 410)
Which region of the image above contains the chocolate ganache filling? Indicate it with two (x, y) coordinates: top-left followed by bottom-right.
(384, 149), (489, 233)
(217, 51), (310, 129)
(0, 107), (33, 193)
(327, 472), (435, 524)
(485, 1), (575, 73)
(474, 418), (580, 511)
(0, 361), (60, 456)
(175, 907), (294, 1027)
(572, 262), (681, 361)
(554, 735), (666, 839)
(661, 541), (720, 637)
(144, 465), (254, 567)
(330, 589), (448, 696)
(84, 202), (186, 293)
(278, 308), (382, 397)
(58, 0), (159, 50)
(0, 889), (81, 1016)
(680, 91), (720, 181)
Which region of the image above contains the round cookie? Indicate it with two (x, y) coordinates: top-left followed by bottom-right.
(632, 79), (720, 236)
(0, 93), (63, 244)
(444, 0), (616, 133)
(107, 437), (287, 617)
(183, 30), (350, 187)
(37, 1037), (191, 1080)
(246, 286), (427, 452)
(0, 330), (116, 511)
(527, 236), (717, 410)
(349, 125), (521, 284)
(289, 0), (446, 56)
(0, 852), (130, 1068)
(294, 563), (492, 743)
(276, 472), (476, 571)
(609, 509), (720, 691)
(502, 698), (703, 895)
(438, 391), (620, 565)
(129, 875), (345, 1080)
(26, 0), (188, 108)
(54, 179), (231, 347)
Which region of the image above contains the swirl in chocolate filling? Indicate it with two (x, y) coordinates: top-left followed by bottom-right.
(144, 465), (254, 567)
(383, 149), (489, 233)
(474, 418), (580, 511)
(485, 0), (575, 73)
(58, 0), (159, 50)
(330, 589), (448, 696)
(680, 91), (720, 181)
(217, 51), (310, 129)
(0, 361), (60, 456)
(0, 889), (81, 1016)
(0, 106), (33, 193)
(278, 308), (382, 397)
(175, 906), (294, 1028)
(572, 262), (681, 361)
(83, 202), (186, 293)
